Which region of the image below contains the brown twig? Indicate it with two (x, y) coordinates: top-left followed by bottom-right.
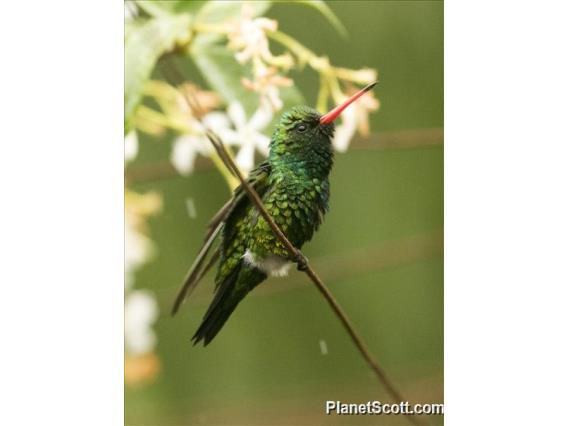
(204, 130), (424, 426)
(159, 60), (426, 426)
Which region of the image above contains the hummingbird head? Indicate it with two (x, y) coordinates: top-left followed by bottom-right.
(269, 82), (377, 163)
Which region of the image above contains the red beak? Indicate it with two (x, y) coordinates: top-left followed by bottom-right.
(319, 82), (377, 125)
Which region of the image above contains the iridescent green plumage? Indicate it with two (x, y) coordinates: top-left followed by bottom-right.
(172, 82), (377, 345)
(172, 106), (335, 345)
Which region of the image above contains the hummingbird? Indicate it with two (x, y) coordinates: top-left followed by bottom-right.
(172, 82), (377, 345)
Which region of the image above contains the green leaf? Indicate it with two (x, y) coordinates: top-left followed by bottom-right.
(295, 0), (348, 39)
(194, 1), (271, 25)
(134, 0), (206, 17)
(125, 14), (192, 129)
(190, 43), (303, 121)
(191, 0), (273, 47)
(190, 44), (257, 114)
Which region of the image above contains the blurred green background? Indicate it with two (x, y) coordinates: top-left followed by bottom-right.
(126, 1), (443, 425)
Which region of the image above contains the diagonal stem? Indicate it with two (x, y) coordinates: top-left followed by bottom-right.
(160, 59), (426, 426)
(203, 131), (425, 426)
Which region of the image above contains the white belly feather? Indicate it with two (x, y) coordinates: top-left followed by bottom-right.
(243, 249), (292, 277)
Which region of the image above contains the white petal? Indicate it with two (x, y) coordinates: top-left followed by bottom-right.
(203, 112), (231, 131)
(332, 123), (358, 152)
(332, 107), (357, 152)
(253, 133), (271, 156)
(193, 136), (215, 156)
(216, 128), (242, 146)
(124, 131), (138, 163)
(249, 104), (274, 131)
(125, 290), (159, 330)
(125, 329), (156, 355)
(189, 117), (206, 133)
(227, 102), (247, 130)
(235, 141), (256, 174)
(235, 48), (253, 64)
(124, 290), (159, 354)
(265, 87), (283, 112)
(170, 136), (198, 176)
(255, 17), (278, 32)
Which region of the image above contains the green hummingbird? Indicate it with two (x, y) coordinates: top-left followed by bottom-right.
(172, 82), (377, 345)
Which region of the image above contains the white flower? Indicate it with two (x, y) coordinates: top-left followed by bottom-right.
(170, 102), (273, 176)
(226, 6), (294, 112)
(221, 102), (273, 174)
(332, 104), (357, 152)
(170, 112), (231, 176)
(331, 88), (380, 152)
(227, 5), (278, 65)
(171, 135), (210, 176)
(349, 86), (380, 137)
(125, 290), (159, 355)
(241, 65), (293, 112)
(125, 130), (138, 163)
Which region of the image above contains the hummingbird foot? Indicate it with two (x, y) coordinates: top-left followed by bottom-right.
(294, 250), (309, 271)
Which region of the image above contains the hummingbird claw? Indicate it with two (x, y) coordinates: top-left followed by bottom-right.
(294, 250), (309, 271)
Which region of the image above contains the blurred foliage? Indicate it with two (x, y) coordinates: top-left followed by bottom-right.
(125, 1), (443, 425)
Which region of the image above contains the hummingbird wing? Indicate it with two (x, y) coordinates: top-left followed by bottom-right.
(171, 161), (271, 315)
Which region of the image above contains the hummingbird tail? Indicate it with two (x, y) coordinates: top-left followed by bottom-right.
(192, 264), (266, 346)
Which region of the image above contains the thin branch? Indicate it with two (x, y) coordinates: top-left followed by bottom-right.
(159, 60), (426, 426)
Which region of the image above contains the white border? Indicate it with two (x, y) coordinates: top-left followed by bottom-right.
(1, 1), (567, 425)
(0, 2), (123, 425)
(446, 1), (568, 424)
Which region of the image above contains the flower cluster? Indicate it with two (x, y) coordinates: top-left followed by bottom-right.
(132, 3), (380, 184)
(171, 102), (273, 176)
(241, 65), (293, 112)
(226, 4), (294, 112)
(226, 6), (277, 65)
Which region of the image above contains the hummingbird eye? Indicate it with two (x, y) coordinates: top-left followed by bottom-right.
(296, 123), (308, 133)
